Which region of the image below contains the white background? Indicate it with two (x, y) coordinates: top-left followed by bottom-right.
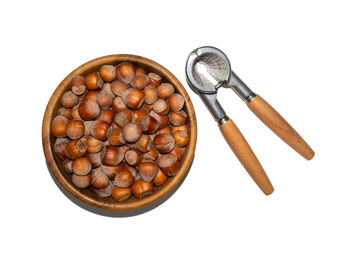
(1, 0), (349, 262)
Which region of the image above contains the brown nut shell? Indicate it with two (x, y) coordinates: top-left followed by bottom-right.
(144, 85), (158, 104)
(91, 168), (110, 188)
(136, 134), (152, 153)
(111, 80), (128, 96)
(157, 83), (174, 98)
(112, 186), (132, 202)
(66, 119), (85, 139)
(65, 138), (87, 160)
(72, 174), (91, 189)
(158, 154), (179, 176)
(72, 157), (92, 176)
(85, 72), (103, 90)
(122, 122), (143, 143)
(90, 120), (110, 141)
(169, 110), (187, 126)
(169, 93), (185, 112)
(122, 88), (145, 109)
(108, 128), (126, 146)
(51, 115), (68, 137)
(115, 62), (135, 84)
(138, 115), (159, 134)
(57, 107), (72, 119)
(98, 109), (115, 125)
(54, 137), (70, 160)
(99, 65), (116, 82)
(173, 130), (189, 147)
(114, 170), (135, 188)
(137, 162), (158, 182)
(148, 72), (162, 87)
(153, 133), (175, 153)
(91, 182), (112, 197)
(130, 74), (150, 89)
(101, 145), (124, 166)
(78, 99), (101, 121)
(153, 169), (168, 186)
(125, 149), (142, 167)
(131, 178), (153, 199)
(153, 99), (169, 115)
(61, 91), (78, 108)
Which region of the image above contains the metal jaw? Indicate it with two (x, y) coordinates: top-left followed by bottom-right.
(224, 71), (256, 103)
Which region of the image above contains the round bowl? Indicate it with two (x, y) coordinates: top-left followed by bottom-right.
(42, 54), (197, 212)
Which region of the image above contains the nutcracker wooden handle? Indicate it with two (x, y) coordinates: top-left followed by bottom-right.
(219, 117), (274, 195)
(248, 95), (314, 160)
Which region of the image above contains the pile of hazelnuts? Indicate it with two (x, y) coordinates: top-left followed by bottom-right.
(51, 62), (189, 201)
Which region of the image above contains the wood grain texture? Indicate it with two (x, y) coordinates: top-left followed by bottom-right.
(219, 118), (274, 195)
(42, 54), (197, 211)
(248, 95), (314, 160)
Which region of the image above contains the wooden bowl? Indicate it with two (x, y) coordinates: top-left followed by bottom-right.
(42, 54), (197, 211)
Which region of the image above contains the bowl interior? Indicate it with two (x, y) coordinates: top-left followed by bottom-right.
(42, 55), (197, 211)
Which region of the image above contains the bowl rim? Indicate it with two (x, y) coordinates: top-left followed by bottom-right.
(42, 54), (197, 211)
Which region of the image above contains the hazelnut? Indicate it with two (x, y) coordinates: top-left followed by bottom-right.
(131, 108), (148, 122)
(91, 182), (112, 197)
(99, 65), (116, 82)
(125, 149), (142, 166)
(131, 178), (153, 199)
(149, 111), (169, 129)
(143, 147), (159, 161)
(157, 83), (174, 98)
(115, 109), (132, 128)
(130, 74), (150, 89)
(155, 126), (171, 136)
(153, 169), (168, 186)
(135, 67), (146, 75)
(171, 124), (188, 134)
(158, 154), (179, 176)
(90, 120), (110, 141)
(71, 75), (86, 96)
(111, 80), (128, 96)
(122, 88), (145, 109)
(72, 174), (91, 189)
(51, 115), (68, 137)
(136, 134), (152, 153)
(112, 96), (127, 112)
(122, 122), (142, 143)
(115, 62), (135, 84)
(114, 170), (135, 188)
(57, 107), (72, 119)
(144, 85), (158, 105)
(66, 119), (85, 139)
(138, 115), (158, 134)
(72, 157), (92, 176)
(153, 133), (175, 153)
(65, 137), (87, 159)
(173, 130), (189, 147)
(153, 98), (169, 115)
(54, 137), (69, 160)
(72, 105), (83, 121)
(169, 93), (185, 112)
(83, 90), (98, 102)
(85, 72), (103, 90)
(91, 168), (109, 188)
(108, 128), (126, 146)
(112, 186), (132, 201)
(96, 91), (113, 110)
(84, 152), (102, 168)
(148, 72), (162, 87)
(137, 162), (158, 182)
(101, 145), (124, 166)
(170, 146), (185, 161)
(169, 110), (187, 126)
(61, 91), (78, 108)
(63, 159), (73, 173)
(78, 99), (101, 121)
(98, 109), (115, 125)
(101, 164), (123, 179)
